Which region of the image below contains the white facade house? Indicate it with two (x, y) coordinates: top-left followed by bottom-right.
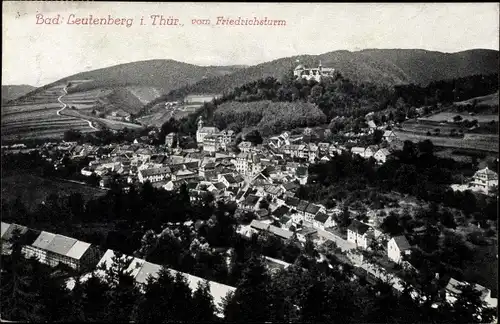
(138, 167), (171, 183)
(387, 235), (411, 264)
(470, 167), (498, 194)
(374, 148), (391, 164)
(293, 62), (335, 82)
(347, 220), (372, 250)
(312, 212), (335, 230)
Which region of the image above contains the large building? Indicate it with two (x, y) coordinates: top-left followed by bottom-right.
(293, 62), (335, 82)
(196, 118), (235, 152)
(233, 152), (262, 177)
(22, 231), (100, 272)
(470, 167), (498, 194)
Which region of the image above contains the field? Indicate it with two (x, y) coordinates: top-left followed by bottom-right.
(2, 81), (144, 142)
(1, 102), (94, 142)
(1, 172), (107, 211)
(394, 130), (498, 153)
(454, 91), (499, 110)
(418, 112), (498, 123)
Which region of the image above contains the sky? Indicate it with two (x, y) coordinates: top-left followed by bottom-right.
(2, 2), (499, 87)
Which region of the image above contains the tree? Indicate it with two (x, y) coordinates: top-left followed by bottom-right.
(99, 252), (142, 322)
(453, 115), (463, 122)
(243, 129), (263, 145)
(191, 280), (216, 322)
(452, 283), (496, 323)
(0, 229), (41, 322)
(223, 255), (273, 322)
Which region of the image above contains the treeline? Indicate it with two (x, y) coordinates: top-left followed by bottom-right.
(2, 232), (496, 324)
(394, 73), (498, 108)
(161, 72), (498, 138)
(213, 100), (327, 136)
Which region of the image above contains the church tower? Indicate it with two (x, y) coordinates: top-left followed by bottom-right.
(198, 117), (204, 130)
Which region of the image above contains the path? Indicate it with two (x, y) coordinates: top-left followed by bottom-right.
(57, 86), (98, 130)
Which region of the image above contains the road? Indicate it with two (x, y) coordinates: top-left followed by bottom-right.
(57, 86), (98, 130)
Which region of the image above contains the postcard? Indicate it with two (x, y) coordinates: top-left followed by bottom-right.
(1, 2), (499, 323)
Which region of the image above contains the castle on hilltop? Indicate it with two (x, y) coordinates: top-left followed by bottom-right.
(293, 61), (335, 82)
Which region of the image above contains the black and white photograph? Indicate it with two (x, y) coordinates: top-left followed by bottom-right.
(1, 2), (499, 323)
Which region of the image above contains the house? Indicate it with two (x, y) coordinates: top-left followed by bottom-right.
(241, 194), (261, 211)
(296, 227), (318, 243)
(347, 220), (372, 249)
(272, 205), (290, 220)
(203, 135), (220, 153)
(278, 215), (293, 229)
(218, 173), (244, 189)
(138, 166), (171, 183)
(445, 278), (497, 309)
(470, 167), (498, 194)
(238, 141), (253, 153)
(285, 196), (300, 209)
(304, 204), (322, 222)
(234, 152), (262, 177)
(171, 167), (198, 182)
(199, 161), (217, 180)
(280, 182), (300, 194)
(387, 235), (411, 264)
(364, 145), (378, 158)
(383, 130), (397, 143)
(374, 148), (391, 164)
(22, 231), (100, 272)
(294, 62), (335, 82)
(313, 212), (335, 230)
(249, 219), (270, 234)
(269, 225), (294, 240)
(196, 118), (220, 144)
(1, 223), (37, 255)
(165, 132), (177, 148)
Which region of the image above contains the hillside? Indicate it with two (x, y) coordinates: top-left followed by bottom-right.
(147, 49), (499, 106)
(454, 91), (499, 112)
(10, 60), (245, 104)
(213, 100), (327, 136)
(1, 85), (36, 104)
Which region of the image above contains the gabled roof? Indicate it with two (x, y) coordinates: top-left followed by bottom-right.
(305, 204), (320, 215)
(297, 200), (309, 212)
(66, 241), (92, 260)
(45, 235), (78, 255)
(1, 222), (11, 238)
(474, 167), (498, 180)
(391, 235), (411, 251)
(250, 220), (270, 231)
(348, 220), (370, 235)
(269, 225), (294, 240)
(285, 196), (300, 207)
(314, 212), (329, 223)
(244, 194), (260, 206)
(272, 205), (290, 218)
(32, 231), (57, 250)
(223, 174), (237, 184)
(1, 223), (28, 241)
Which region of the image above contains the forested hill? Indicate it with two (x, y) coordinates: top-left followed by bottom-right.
(160, 71), (498, 140)
(144, 49), (498, 111)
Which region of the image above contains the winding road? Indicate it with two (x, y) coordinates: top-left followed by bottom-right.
(57, 86), (98, 130)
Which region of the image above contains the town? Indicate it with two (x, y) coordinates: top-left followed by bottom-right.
(2, 71), (498, 321)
